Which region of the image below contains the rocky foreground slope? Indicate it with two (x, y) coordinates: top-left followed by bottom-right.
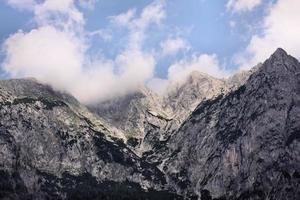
(0, 48), (299, 200)
(0, 79), (181, 199)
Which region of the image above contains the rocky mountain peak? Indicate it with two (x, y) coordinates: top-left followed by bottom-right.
(246, 48), (300, 96)
(185, 70), (219, 83)
(271, 47), (289, 59)
(166, 70), (223, 92)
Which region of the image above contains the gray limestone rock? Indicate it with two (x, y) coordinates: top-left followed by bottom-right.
(161, 48), (300, 199)
(0, 79), (180, 199)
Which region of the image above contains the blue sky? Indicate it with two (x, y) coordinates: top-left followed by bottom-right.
(0, 0), (266, 77)
(81, 0), (266, 77)
(0, 0), (299, 102)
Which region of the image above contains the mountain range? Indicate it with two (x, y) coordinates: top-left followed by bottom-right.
(0, 48), (299, 199)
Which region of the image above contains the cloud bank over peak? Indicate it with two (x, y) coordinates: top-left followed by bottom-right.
(148, 53), (230, 94)
(2, 0), (164, 104)
(2, 0), (230, 101)
(168, 54), (229, 82)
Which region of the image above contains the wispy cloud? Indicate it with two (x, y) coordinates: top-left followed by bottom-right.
(160, 37), (190, 56)
(6, 0), (36, 10)
(226, 0), (262, 13)
(109, 0), (166, 51)
(78, 0), (98, 10)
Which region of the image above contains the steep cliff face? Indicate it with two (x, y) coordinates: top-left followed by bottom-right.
(163, 72), (226, 125)
(87, 86), (175, 156)
(162, 48), (300, 199)
(87, 71), (252, 156)
(87, 86), (172, 138)
(139, 70), (256, 160)
(0, 79), (181, 199)
(225, 64), (262, 91)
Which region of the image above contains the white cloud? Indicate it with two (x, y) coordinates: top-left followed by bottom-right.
(78, 0), (98, 10)
(89, 29), (112, 41)
(2, 0), (165, 104)
(110, 9), (136, 27)
(160, 37), (190, 56)
(236, 0), (300, 69)
(227, 0), (262, 13)
(7, 0), (84, 27)
(116, 50), (155, 84)
(168, 54), (229, 82)
(3, 26), (83, 91)
(34, 0), (84, 27)
(147, 78), (169, 95)
(2, 26), (156, 104)
(6, 0), (36, 10)
(149, 54), (229, 94)
(138, 0), (165, 29)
